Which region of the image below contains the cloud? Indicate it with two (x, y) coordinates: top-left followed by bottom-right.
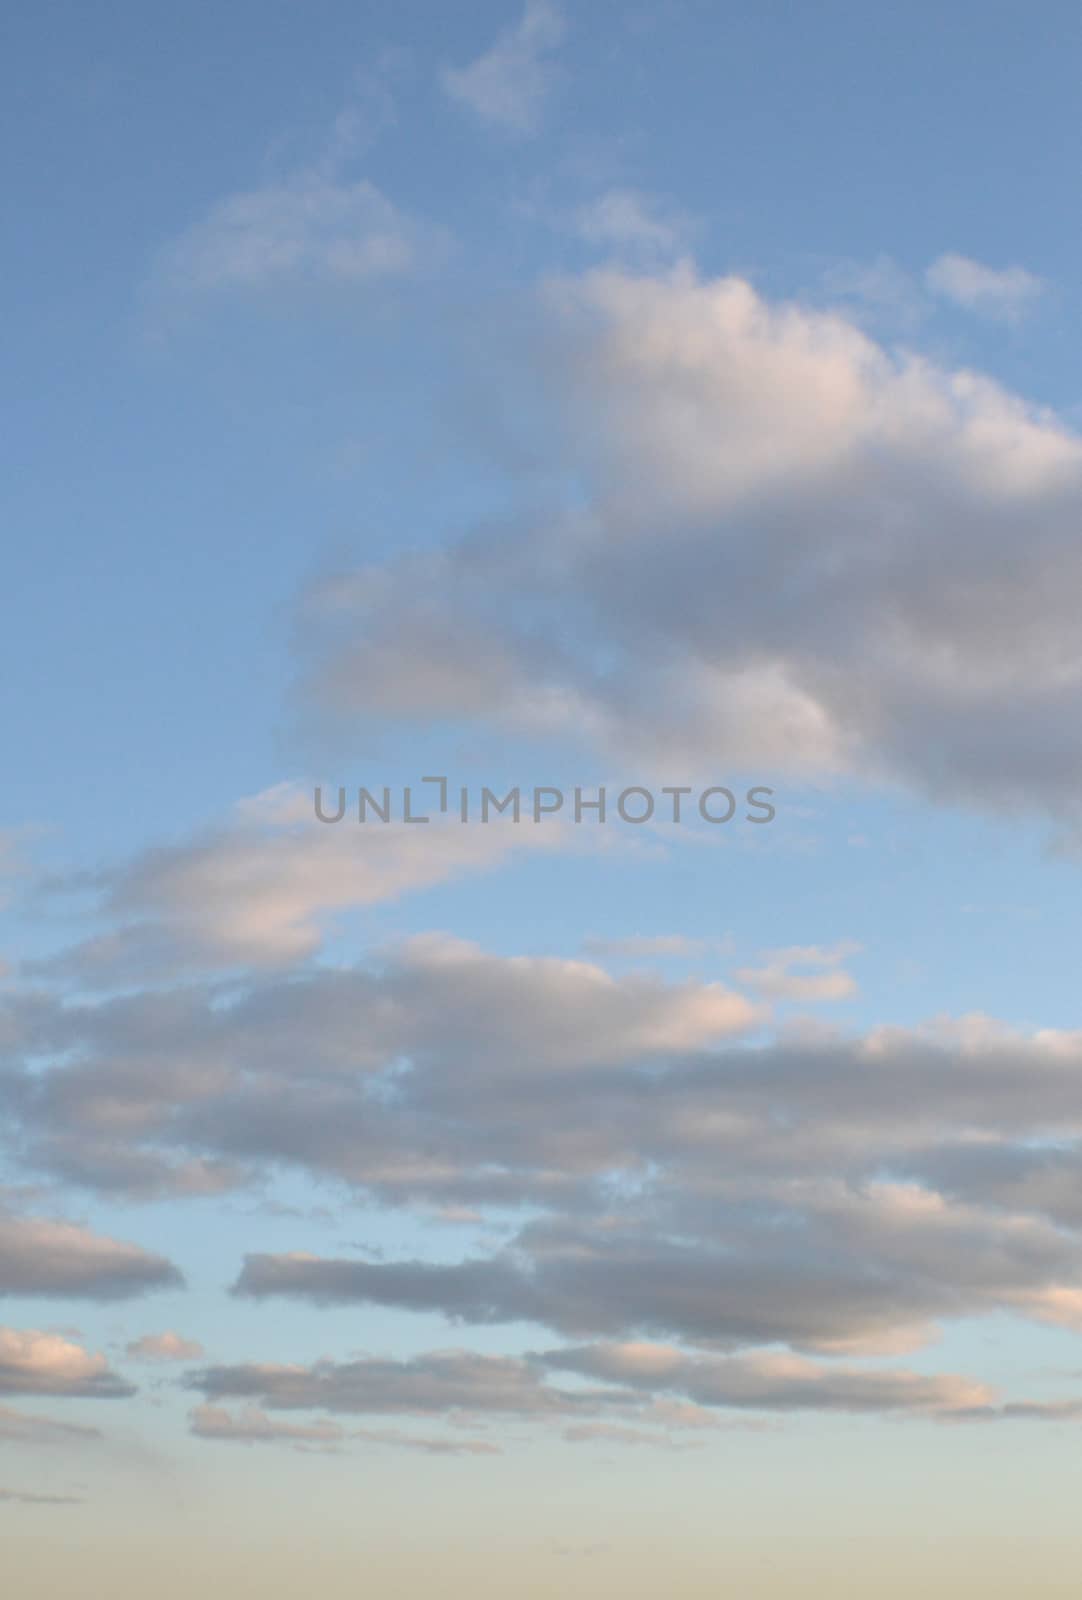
(159, 174), (444, 294)
(0, 1210), (182, 1299)
(15, 937), (1082, 1370)
(152, 72), (446, 302)
(926, 253), (1045, 322)
(0, 829), (33, 915)
(38, 784), (568, 982)
(735, 941), (860, 1003)
(349, 1428), (501, 1456)
(186, 1349), (619, 1418)
(818, 254), (928, 332)
(561, 1420), (706, 1448)
(0, 1404), (101, 1444)
(190, 1402), (501, 1455)
(0, 1486), (83, 1506)
(580, 934), (733, 961)
(544, 1342), (991, 1416)
(3, 934), (759, 1197)
(232, 1252), (537, 1322)
(0, 1329), (134, 1399)
(572, 189), (691, 261)
(189, 1404), (344, 1447)
(126, 1332), (204, 1363)
(442, 2), (565, 135)
(300, 264), (1082, 825)
(944, 1397), (1082, 1425)
(230, 1169), (1082, 1356)
(184, 1338), (1000, 1428)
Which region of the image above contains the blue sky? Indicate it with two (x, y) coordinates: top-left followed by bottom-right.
(5, 4), (1082, 1594)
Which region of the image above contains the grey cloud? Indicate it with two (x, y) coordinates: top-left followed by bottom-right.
(0, 1329), (135, 1399)
(0, 1210), (182, 1300)
(944, 1398), (1082, 1424)
(0, 1486), (83, 1506)
(186, 1349), (624, 1419)
(901, 1142), (1082, 1230)
(231, 1176), (1082, 1357)
(184, 1338), (999, 1427)
(543, 1343), (990, 1416)
(21, 1141), (243, 1203)
(10, 944), (1082, 1360)
(4, 937), (758, 1199)
(234, 1252), (540, 1324)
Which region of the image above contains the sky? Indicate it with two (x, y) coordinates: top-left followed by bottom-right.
(4, 2), (1082, 1594)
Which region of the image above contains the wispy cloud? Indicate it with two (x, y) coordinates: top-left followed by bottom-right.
(126, 1332), (204, 1363)
(190, 1402), (502, 1455)
(36, 783), (571, 983)
(571, 188), (693, 261)
(735, 941), (860, 1004)
(926, 252), (1045, 322)
(160, 174), (443, 293)
(0, 1404), (101, 1444)
(442, 2), (565, 135)
(0, 1486), (83, 1506)
(581, 933), (733, 961)
(189, 1404), (344, 1448)
(152, 73), (447, 301)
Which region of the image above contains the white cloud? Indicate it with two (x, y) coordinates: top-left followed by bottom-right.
(735, 941), (860, 1004)
(441, 2), (565, 135)
(926, 252), (1045, 322)
(153, 71), (447, 301)
(159, 173), (445, 293)
(303, 264), (1082, 823)
(39, 783), (572, 981)
(819, 254), (928, 331)
(572, 189), (691, 260)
